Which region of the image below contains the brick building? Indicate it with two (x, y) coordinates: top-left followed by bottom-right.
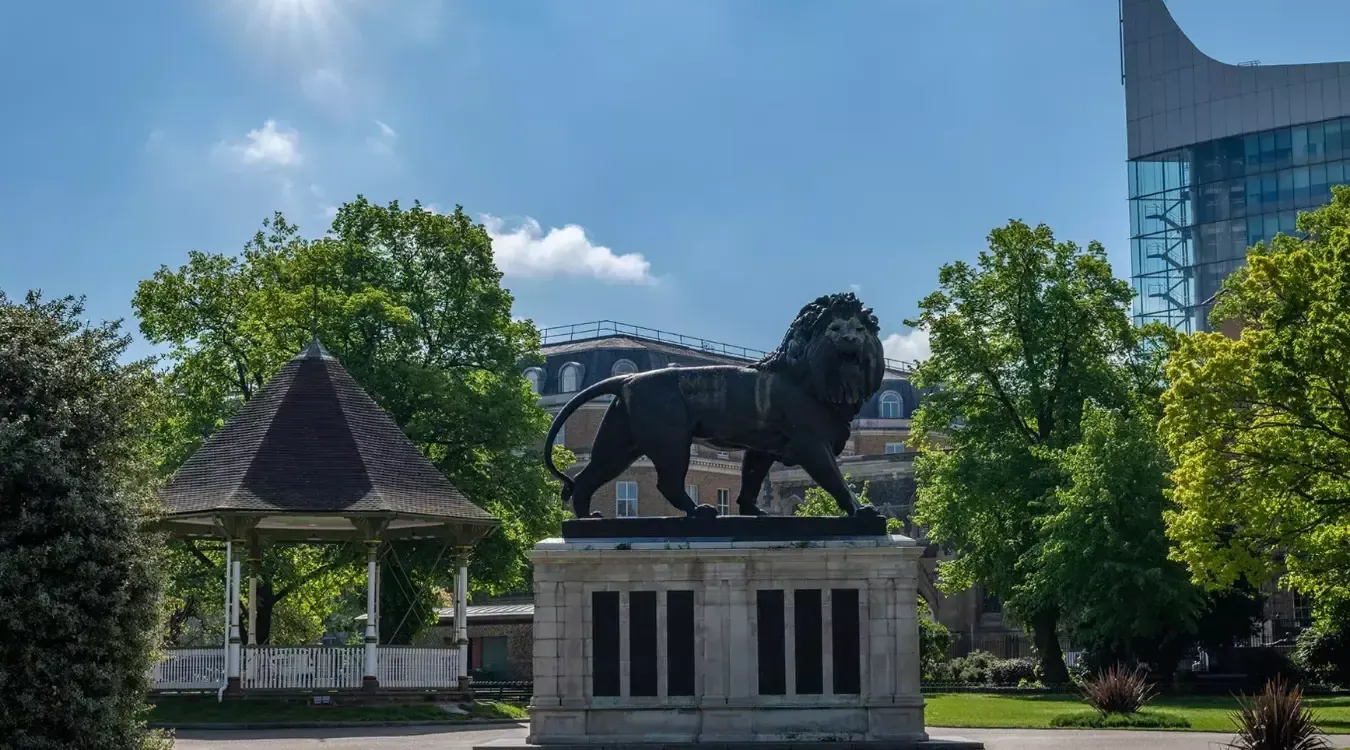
(526, 321), (1022, 655)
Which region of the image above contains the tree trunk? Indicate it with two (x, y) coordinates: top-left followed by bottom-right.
(255, 581), (276, 645)
(1032, 609), (1069, 684)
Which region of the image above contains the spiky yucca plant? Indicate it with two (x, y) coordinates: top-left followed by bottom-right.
(1227, 677), (1330, 750)
(1081, 663), (1155, 715)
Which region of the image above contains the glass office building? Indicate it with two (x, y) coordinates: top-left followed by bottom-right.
(1123, 0), (1350, 331)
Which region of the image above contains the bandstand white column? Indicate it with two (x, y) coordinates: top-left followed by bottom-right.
(227, 540), (242, 687)
(363, 539), (380, 690)
(246, 545), (259, 646)
(455, 549), (470, 679)
(221, 538), (232, 694)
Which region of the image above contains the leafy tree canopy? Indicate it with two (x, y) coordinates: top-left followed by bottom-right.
(1035, 402), (1201, 670)
(0, 292), (169, 749)
(906, 219), (1183, 681)
(1162, 185), (1350, 605)
(134, 198), (568, 643)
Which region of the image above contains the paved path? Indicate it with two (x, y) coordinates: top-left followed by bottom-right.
(172, 723), (1350, 749)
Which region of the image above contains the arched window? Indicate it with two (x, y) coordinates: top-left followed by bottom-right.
(523, 368), (544, 394)
(879, 390), (903, 419)
(559, 363), (583, 393)
(612, 359), (638, 376)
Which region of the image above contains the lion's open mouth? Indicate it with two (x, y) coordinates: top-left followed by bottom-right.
(837, 349), (862, 367)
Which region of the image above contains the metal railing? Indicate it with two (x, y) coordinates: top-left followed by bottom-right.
(150, 646), (467, 692)
(539, 320), (918, 373)
(241, 646), (364, 690)
(151, 648), (226, 691)
(377, 646), (461, 689)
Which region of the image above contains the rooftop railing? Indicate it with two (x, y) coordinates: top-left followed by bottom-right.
(539, 320), (917, 373)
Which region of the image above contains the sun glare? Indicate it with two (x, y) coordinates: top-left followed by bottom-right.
(226, 0), (362, 55)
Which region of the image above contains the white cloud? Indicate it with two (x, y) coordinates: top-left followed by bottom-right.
(482, 215), (652, 284)
(220, 120), (301, 166)
(882, 328), (930, 364)
(368, 119), (397, 156)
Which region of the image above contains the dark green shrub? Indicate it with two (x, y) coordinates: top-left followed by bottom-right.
(1294, 606), (1350, 688)
(988, 657), (1037, 686)
(1236, 648), (1304, 692)
(1050, 710), (1189, 728)
(945, 650), (998, 684)
(1080, 663), (1155, 714)
(0, 293), (169, 750)
(1227, 677), (1330, 750)
(918, 600), (952, 680)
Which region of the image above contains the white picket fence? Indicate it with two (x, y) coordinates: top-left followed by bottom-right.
(151, 646), (462, 691)
(377, 646), (460, 688)
(241, 647), (364, 690)
(152, 648), (226, 690)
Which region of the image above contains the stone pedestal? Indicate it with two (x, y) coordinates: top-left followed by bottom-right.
(508, 534), (980, 748)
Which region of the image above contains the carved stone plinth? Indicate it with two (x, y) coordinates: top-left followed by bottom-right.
(479, 534), (981, 748)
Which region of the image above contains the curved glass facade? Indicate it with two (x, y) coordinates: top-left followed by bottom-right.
(1121, 0), (1350, 332)
(1129, 117), (1350, 330)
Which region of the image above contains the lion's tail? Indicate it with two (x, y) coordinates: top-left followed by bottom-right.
(543, 375), (629, 502)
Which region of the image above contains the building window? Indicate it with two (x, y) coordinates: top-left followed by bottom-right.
(689, 444), (699, 456)
(560, 363), (583, 393)
(616, 481), (638, 517)
(612, 359), (638, 376)
(685, 485), (698, 504)
(716, 488), (729, 515)
(523, 368), (543, 394)
(1293, 593), (1313, 629)
(884, 442), (905, 454)
(879, 390), (903, 419)
(716, 450), (731, 459)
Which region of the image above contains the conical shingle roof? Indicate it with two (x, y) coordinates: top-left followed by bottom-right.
(159, 339), (497, 524)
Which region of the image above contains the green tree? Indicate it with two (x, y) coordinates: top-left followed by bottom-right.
(906, 219), (1161, 683)
(918, 598), (953, 679)
(0, 292), (169, 749)
(794, 480), (902, 533)
(134, 198), (567, 643)
(1036, 403), (1201, 670)
(1160, 186), (1350, 605)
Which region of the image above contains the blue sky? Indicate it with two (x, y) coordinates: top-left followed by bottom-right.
(4, 0), (1350, 363)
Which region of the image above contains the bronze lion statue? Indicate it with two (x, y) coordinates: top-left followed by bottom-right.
(542, 292), (887, 519)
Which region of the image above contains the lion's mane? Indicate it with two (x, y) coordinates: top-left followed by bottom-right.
(754, 292), (886, 412)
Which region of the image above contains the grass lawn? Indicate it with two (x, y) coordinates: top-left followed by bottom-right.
(148, 697), (527, 725)
(924, 692), (1350, 733)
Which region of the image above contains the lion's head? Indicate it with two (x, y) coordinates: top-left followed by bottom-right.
(755, 292), (885, 411)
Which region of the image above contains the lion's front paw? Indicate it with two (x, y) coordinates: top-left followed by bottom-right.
(589, 510), (605, 519)
(689, 504), (720, 520)
(853, 505), (881, 519)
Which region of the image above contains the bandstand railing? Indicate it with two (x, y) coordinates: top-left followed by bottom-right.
(151, 648), (226, 691)
(150, 646), (462, 692)
(241, 646), (363, 690)
(377, 646), (461, 688)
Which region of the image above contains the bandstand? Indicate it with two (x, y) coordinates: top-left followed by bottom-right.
(150, 339), (498, 697)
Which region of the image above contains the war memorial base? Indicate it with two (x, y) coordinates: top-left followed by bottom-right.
(476, 516), (982, 749)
